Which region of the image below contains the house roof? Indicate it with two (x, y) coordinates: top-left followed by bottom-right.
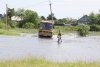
(78, 15), (90, 23)
(11, 16), (23, 21)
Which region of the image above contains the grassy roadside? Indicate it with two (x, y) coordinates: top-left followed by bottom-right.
(0, 58), (100, 67)
(89, 31), (100, 36)
(0, 29), (19, 36)
(0, 28), (100, 36)
(0, 28), (38, 36)
(12, 28), (38, 34)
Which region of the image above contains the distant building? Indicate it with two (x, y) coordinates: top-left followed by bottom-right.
(11, 16), (23, 22)
(77, 15), (90, 25)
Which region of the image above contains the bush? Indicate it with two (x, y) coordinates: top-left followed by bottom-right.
(78, 24), (90, 37)
(9, 21), (18, 28)
(0, 20), (6, 29)
(22, 22), (35, 29)
(0, 22), (6, 29)
(90, 25), (100, 31)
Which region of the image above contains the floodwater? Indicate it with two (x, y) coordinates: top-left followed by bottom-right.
(0, 33), (100, 62)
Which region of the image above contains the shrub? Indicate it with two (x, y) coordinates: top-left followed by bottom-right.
(0, 20), (6, 29)
(78, 24), (90, 37)
(9, 21), (18, 28)
(0, 22), (6, 29)
(22, 22), (35, 29)
(90, 25), (100, 31)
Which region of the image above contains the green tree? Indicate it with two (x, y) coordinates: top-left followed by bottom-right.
(89, 12), (97, 25)
(96, 14), (100, 25)
(55, 18), (67, 24)
(7, 8), (15, 20)
(47, 14), (56, 20)
(90, 25), (100, 31)
(24, 10), (40, 28)
(41, 16), (46, 20)
(68, 18), (77, 23)
(15, 9), (25, 21)
(55, 18), (77, 25)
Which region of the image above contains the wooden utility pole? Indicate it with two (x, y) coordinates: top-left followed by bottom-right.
(6, 4), (8, 29)
(49, 0), (53, 22)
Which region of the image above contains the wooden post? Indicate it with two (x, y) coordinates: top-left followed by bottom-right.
(6, 4), (8, 30)
(49, 0), (53, 22)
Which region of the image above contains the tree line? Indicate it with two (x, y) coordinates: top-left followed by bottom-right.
(0, 8), (100, 29)
(89, 12), (100, 25)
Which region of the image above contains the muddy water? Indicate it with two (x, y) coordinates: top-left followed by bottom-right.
(0, 34), (100, 62)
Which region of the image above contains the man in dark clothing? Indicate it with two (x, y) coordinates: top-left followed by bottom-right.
(57, 30), (62, 43)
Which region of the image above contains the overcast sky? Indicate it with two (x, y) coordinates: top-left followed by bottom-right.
(0, 0), (100, 19)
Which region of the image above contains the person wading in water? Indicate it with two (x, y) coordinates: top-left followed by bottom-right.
(57, 30), (62, 43)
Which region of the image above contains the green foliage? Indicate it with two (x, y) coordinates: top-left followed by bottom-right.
(8, 21), (18, 28)
(56, 18), (67, 24)
(22, 22), (34, 29)
(17, 22), (24, 28)
(55, 26), (79, 32)
(0, 22), (5, 29)
(90, 25), (100, 31)
(0, 20), (6, 29)
(15, 8), (25, 17)
(96, 14), (100, 25)
(0, 29), (19, 36)
(78, 24), (90, 36)
(69, 26), (79, 31)
(55, 18), (77, 24)
(7, 8), (15, 20)
(89, 12), (100, 25)
(41, 16), (46, 20)
(15, 9), (40, 28)
(12, 28), (37, 33)
(23, 10), (40, 28)
(47, 14), (57, 20)
(89, 12), (96, 25)
(0, 58), (100, 67)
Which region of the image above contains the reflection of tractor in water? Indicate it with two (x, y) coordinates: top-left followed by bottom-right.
(38, 21), (54, 38)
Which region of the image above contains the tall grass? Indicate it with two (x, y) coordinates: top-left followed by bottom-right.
(0, 28), (100, 36)
(0, 29), (19, 36)
(0, 28), (38, 36)
(11, 28), (38, 34)
(54, 26), (79, 35)
(0, 58), (100, 67)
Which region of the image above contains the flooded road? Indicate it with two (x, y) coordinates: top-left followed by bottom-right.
(0, 33), (100, 62)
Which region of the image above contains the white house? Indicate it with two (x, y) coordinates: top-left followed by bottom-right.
(11, 16), (23, 21)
